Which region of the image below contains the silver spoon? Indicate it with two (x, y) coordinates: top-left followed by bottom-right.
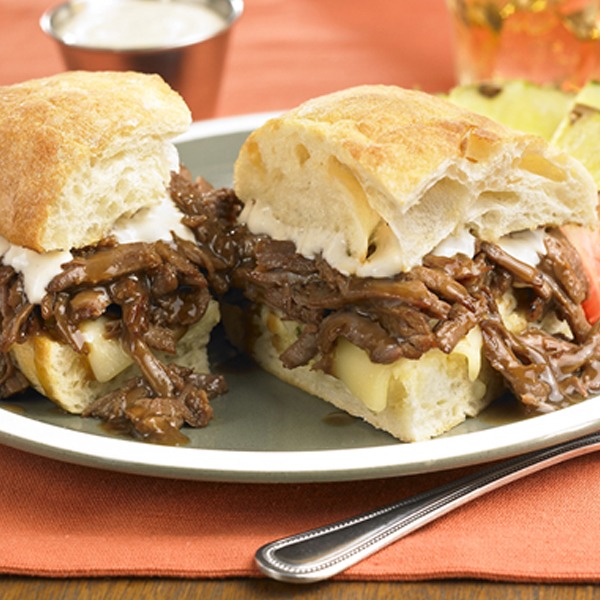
(255, 431), (600, 583)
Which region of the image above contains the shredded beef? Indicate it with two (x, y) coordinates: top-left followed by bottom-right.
(2, 168), (600, 438)
(82, 364), (227, 444)
(0, 219), (227, 443)
(0, 266), (36, 397)
(170, 171), (600, 413)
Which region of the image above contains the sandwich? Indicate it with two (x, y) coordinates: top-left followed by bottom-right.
(0, 71), (225, 443)
(186, 84), (600, 442)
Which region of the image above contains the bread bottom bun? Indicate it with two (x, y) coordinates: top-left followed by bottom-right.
(223, 304), (504, 442)
(10, 299), (220, 414)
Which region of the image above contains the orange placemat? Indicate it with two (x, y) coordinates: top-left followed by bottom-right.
(0, 0), (456, 115)
(0, 443), (598, 582)
(0, 0), (599, 583)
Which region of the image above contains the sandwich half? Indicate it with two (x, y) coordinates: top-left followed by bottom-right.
(0, 71), (225, 442)
(195, 84), (600, 442)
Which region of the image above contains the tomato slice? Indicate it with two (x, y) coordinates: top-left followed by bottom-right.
(561, 225), (600, 324)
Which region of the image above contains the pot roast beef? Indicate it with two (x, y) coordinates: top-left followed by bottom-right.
(2, 169), (600, 442)
(170, 171), (600, 413)
(0, 225), (227, 443)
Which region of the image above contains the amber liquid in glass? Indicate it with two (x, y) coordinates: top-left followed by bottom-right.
(448, 0), (600, 90)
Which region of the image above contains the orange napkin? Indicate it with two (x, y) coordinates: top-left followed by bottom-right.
(0, 0), (599, 583)
(1, 443), (598, 581)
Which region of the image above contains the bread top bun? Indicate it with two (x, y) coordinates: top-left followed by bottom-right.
(234, 85), (598, 276)
(0, 71), (191, 252)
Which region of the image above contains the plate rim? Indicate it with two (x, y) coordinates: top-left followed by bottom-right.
(1, 391), (599, 483)
(1, 113), (599, 483)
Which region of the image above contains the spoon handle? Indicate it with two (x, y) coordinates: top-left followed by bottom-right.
(255, 431), (600, 583)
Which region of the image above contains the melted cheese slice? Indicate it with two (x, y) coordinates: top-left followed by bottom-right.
(78, 318), (133, 382)
(331, 326), (483, 413)
(263, 307), (484, 415)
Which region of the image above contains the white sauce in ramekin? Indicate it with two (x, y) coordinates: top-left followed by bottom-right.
(55, 0), (227, 50)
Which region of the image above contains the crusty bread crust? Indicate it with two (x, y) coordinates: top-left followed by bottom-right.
(10, 332), (105, 414)
(0, 71), (191, 252)
(234, 85), (598, 276)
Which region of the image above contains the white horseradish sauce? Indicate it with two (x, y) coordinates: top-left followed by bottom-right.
(432, 228), (547, 268)
(110, 195), (196, 245)
(55, 0), (227, 50)
(0, 195), (194, 305)
(0, 240), (73, 306)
